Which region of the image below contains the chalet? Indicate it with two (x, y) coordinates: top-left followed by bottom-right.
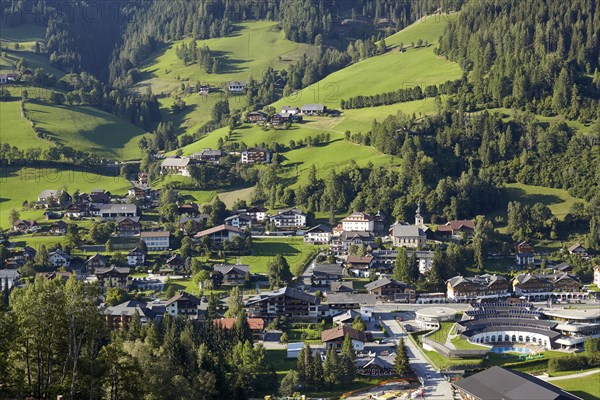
(161, 157), (191, 176)
(246, 111), (268, 123)
(17, 246), (36, 262)
(95, 266), (131, 289)
(300, 103), (326, 115)
(227, 81), (246, 93)
(515, 240), (535, 266)
(38, 189), (71, 207)
(105, 301), (155, 330)
(165, 255), (185, 271)
(128, 186), (149, 200)
(213, 264), (250, 285)
(345, 255), (374, 277)
(165, 291), (204, 319)
(89, 190), (111, 204)
(216, 318), (265, 341)
(269, 113), (290, 127)
(194, 224), (242, 246)
(329, 281), (354, 294)
(311, 264), (344, 287)
(245, 286), (320, 322)
(365, 278), (416, 302)
(331, 231), (375, 255)
(85, 253), (108, 272)
(326, 293), (376, 310)
(567, 243), (588, 257)
(224, 213), (253, 229)
(177, 203), (200, 216)
(389, 222), (426, 248)
(64, 203), (88, 219)
(137, 172), (148, 186)
(446, 274), (509, 301)
(238, 206), (268, 222)
(270, 208), (307, 229)
(13, 219), (38, 233)
(281, 106), (300, 116)
(48, 250), (71, 267)
(98, 204), (137, 219)
(179, 215), (209, 234)
(37, 271), (73, 282)
(512, 273), (581, 300)
(356, 355), (395, 376)
(304, 224), (332, 244)
(241, 147), (271, 164)
(342, 212), (374, 232)
(44, 211), (62, 220)
(49, 220), (68, 235)
(0, 270), (19, 290)
(127, 248), (145, 266)
(437, 219), (475, 239)
(191, 149), (225, 163)
(321, 326), (366, 351)
(116, 217), (141, 236)
(140, 231), (170, 251)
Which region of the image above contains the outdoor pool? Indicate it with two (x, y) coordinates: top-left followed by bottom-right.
(490, 346), (534, 354)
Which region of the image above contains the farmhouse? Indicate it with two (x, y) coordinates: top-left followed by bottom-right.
(300, 103), (326, 115)
(512, 273), (581, 300)
(85, 253), (108, 272)
(105, 301), (155, 330)
(304, 224), (332, 244)
(446, 274), (510, 302)
(567, 243), (588, 257)
(227, 81), (246, 93)
(345, 255), (374, 277)
(140, 231), (170, 251)
(331, 231), (375, 255)
(269, 208), (307, 229)
(224, 213), (253, 229)
(48, 250), (71, 267)
(37, 189), (71, 207)
(116, 217), (141, 236)
(241, 147), (271, 164)
(311, 264), (344, 287)
(321, 326), (366, 351)
(13, 219), (39, 233)
(245, 286), (320, 322)
(127, 249), (146, 266)
(161, 157), (191, 176)
(194, 224), (243, 246)
(64, 203), (88, 219)
(192, 149), (225, 163)
(365, 277), (416, 302)
(213, 264), (250, 285)
(246, 111), (268, 123)
(329, 281), (354, 294)
(281, 106), (300, 115)
(269, 113), (290, 127)
(436, 219), (475, 239)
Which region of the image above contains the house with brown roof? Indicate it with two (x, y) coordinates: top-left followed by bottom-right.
(436, 219), (475, 239)
(13, 219), (39, 233)
(365, 277), (416, 302)
(341, 212), (374, 232)
(567, 243), (588, 257)
(116, 217), (141, 236)
(512, 273), (581, 300)
(165, 291), (204, 319)
(215, 317), (265, 341)
(446, 274), (509, 301)
(95, 266), (131, 290)
(515, 240), (535, 266)
(194, 224), (243, 247)
(321, 325), (366, 351)
(213, 264), (250, 285)
(241, 147), (271, 164)
(345, 255), (374, 277)
(246, 111), (268, 123)
(49, 220), (68, 235)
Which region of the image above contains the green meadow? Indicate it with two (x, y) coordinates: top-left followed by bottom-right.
(551, 372), (600, 400)
(232, 237), (319, 275)
(385, 14), (457, 48)
(0, 99), (51, 150)
(0, 166), (131, 228)
(503, 183), (584, 220)
(26, 102), (150, 160)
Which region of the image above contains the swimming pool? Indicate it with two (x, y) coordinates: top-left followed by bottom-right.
(490, 346), (534, 354)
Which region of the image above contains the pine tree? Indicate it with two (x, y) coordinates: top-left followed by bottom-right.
(310, 351), (324, 389)
(552, 68), (570, 114)
(393, 247), (408, 281)
(323, 347), (340, 386)
(394, 338), (411, 376)
(407, 252), (420, 284)
(296, 344), (313, 384)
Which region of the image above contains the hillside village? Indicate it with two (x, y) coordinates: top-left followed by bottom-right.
(1, 0), (600, 399)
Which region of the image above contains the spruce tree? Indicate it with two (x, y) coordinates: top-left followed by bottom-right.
(394, 338), (411, 376)
(393, 247), (409, 282)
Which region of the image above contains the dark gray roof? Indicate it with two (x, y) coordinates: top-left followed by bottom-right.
(312, 264), (343, 276)
(330, 281), (354, 292)
(105, 300), (154, 319)
(452, 366), (583, 400)
(246, 286), (319, 306)
(327, 293), (376, 306)
(306, 224), (332, 233)
(214, 264), (250, 275)
(390, 223), (424, 237)
(364, 277), (411, 291)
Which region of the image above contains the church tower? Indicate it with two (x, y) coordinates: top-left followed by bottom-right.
(415, 199), (424, 227)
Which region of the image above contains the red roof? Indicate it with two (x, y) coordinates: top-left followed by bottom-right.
(215, 318), (264, 331)
(347, 255), (374, 264)
(438, 219), (475, 232)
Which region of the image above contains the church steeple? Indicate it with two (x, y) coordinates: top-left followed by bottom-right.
(415, 198), (424, 227)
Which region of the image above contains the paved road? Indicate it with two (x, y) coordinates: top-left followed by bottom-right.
(378, 312), (454, 400)
(539, 369), (600, 381)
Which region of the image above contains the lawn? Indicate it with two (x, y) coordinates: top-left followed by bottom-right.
(139, 21), (317, 92)
(25, 101), (150, 160)
(385, 14), (458, 48)
(551, 372), (600, 400)
(233, 237), (320, 275)
(428, 322), (453, 344)
(0, 99), (52, 150)
(0, 166), (131, 228)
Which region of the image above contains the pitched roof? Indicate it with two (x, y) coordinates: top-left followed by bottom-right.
(214, 264), (250, 275)
(437, 219), (475, 232)
(390, 223), (424, 237)
(327, 293), (376, 306)
(313, 264), (344, 276)
(306, 224), (332, 233)
(194, 224), (242, 238)
(346, 255), (374, 264)
(161, 157), (191, 168)
(567, 243), (586, 252)
(342, 211), (373, 222)
(105, 300), (154, 318)
(140, 231), (170, 238)
(95, 266), (130, 275)
(340, 231), (374, 241)
(364, 277), (412, 291)
(330, 281), (354, 292)
(321, 325), (367, 343)
(98, 203), (137, 213)
(165, 291), (201, 307)
(246, 286), (320, 306)
(452, 366), (583, 400)
(300, 103), (325, 112)
(215, 318), (264, 330)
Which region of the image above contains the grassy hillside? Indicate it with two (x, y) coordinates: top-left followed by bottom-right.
(0, 99), (52, 150)
(25, 102), (150, 160)
(0, 166), (131, 228)
(551, 372), (600, 400)
(503, 183), (584, 220)
(385, 14), (456, 47)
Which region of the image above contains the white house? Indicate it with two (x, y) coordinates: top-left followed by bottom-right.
(224, 214), (253, 229)
(594, 265), (600, 288)
(161, 157), (191, 176)
(304, 224), (332, 244)
(270, 209), (307, 229)
(127, 249), (145, 266)
(140, 231), (170, 251)
(48, 250), (71, 267)
(0, 269), (19, 290)
(341, 212), (374, 232)
(281, 106), (300, 116)
(98, 204), (137, 219)
(227, 81), (246, 93)
(321, 326), (366, 352)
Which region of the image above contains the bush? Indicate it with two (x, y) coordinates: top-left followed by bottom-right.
(547, 355), (600, 373)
